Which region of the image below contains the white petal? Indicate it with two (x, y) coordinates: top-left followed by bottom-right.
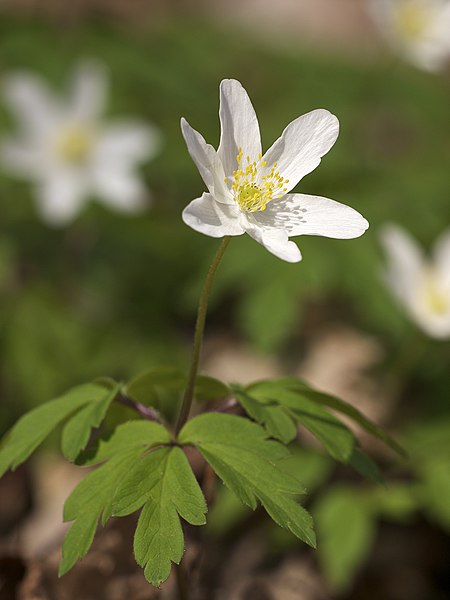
(262, 109), (339, 192)
(92, 168), (148, 213)
(69, 60), (108, 121)
(181, 118), (231, 204)
(36, 170), (87, 226)
(182, 193), (244, 238)
(252, 193), (369, 239)
(2, 72), (59, 135)
(379, 224), (425, 304)
(0, 139), (43, 177)
(243, 217), (302, 263)
(433, 227), (450, 287)
(217, 79), (262, 177)
(93, 121), (161, 165)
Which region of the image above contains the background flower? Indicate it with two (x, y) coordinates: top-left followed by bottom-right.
(380, 223), (450, 338)
(0, 61), (161, 225)
(369, 0), (450, 71)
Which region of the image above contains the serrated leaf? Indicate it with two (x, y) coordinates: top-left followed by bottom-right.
(60, 447), (143, 576)
(61, 382), (122, 462)
(77, 420), (171, 466)
(314, 487), (376, 592)
(250, 378), (405, 457)
(234, 389), (297, 444)
(348, 448), (384, 485)
(240, 384), (355, 462)
(60, 420), (171, 576)
(0, 383), (109, 477)
(114, 446), (207, 587)
(179, 413), (315, 547)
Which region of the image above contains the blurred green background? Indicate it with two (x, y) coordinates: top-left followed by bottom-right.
(0, 1), (449, 598)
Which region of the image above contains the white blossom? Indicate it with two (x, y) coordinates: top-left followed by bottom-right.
(369, 0), (450, 71)
(181, 79), (368, 263)
(380, 224), (450, 338)
(0, 61), (161, 226)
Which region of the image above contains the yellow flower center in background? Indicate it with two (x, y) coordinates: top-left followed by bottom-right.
(393, 1), (430, 40)
(56, 126), (92, 163)
(422, 271), (450, 316)
(225, 148), (288, 212)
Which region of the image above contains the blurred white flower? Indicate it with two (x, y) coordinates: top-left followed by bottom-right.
(380, 224), (450, 338)
(369, 0), (450, 71)
(181, 79), (368, 263)
(0, 61), (161, 226)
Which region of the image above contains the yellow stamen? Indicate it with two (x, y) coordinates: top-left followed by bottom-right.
(56, 126), (92, 163)
(230, 147), (287, 212)
(393, 1), (430, 40)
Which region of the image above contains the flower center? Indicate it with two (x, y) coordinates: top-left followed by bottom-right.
(393, 2), (430, 40)
(421, 271), (450, 316)
(56, 126), (92, 164)
(226, 148), (288, 212)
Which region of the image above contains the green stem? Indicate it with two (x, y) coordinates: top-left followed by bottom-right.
(175, 237), (231, 435)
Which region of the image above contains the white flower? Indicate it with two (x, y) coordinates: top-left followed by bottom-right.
(380, 224), (450, 338)
(181, 79), (368, 263)
(369, 0), (450, 72)
(0, 61), (161, 226)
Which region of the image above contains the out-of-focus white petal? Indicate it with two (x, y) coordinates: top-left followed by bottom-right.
(69, 60), (108, 121)
(252, 193), (369, 239)
(36, 170), (87, 226)
(217, 79), (262, 177)
(182, 193), (244, 238)
(93, 121), (161, 165)
(92, 168), (148, 213)
(0, 140), (44, 177)
(243, 217), (302, 263)
(433, 227), (450, 287)
(2, 73), (59, 135)
(181, 118), (231, 204)
(262, 109), (339, 193)
(380, 224), (425, 304)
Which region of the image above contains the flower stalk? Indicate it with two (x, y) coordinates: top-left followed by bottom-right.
(175, 237), (231, 435)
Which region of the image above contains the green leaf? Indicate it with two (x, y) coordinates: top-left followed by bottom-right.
(241, 383), (355, 462)
(111, 446), (206, 587)
(233, 389), (297, 444)
(195, 375), (230, 401)
(179, 413), (315, 548)
(314, 487), (376, 592)
(0, 383), (109, 477)
(61, 382), (122, 462)
(77, 420), (171, 466)
(60, 421), (171, 576)
(348, 448), (384, 485)
(248, 378), (405, 457)
(126, 367), (185, 400)
(60, 448), (143, 576)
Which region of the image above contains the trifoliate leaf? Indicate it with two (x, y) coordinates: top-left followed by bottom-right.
(59, 421), (171, 576)
(251, 378), (405, 457)
(179, 413), (315, 547)
(233, 389), (297, 444)
(0, 383), (110, 477)
(314, 487), (376, 592)
(111, 446), (206, 587)
(237, 383), (355, 462)
(61, 382), (122, 462)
